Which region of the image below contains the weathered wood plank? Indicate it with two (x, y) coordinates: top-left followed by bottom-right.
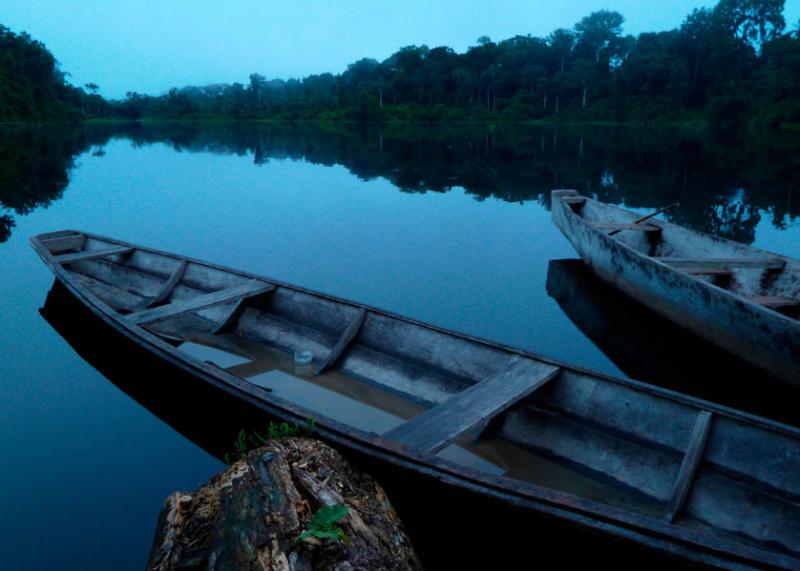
(210, 287), (277, 334)
(681, 267), (733, 277)
(37, 229), (80, 241)
(128, 280), (275, 326)
(664, 410), (713, 523)
(316, 308), (367, 375)
(592, 222), (662, 233)
(747, 295), (800, 309)
(75, 274), (145, 312)
(42, 234), (86, 254)
(655, 257), (786, 270)
(147, 259), (189, 308)
(55, 245), (133, 264)
(383, 358), (560, 453)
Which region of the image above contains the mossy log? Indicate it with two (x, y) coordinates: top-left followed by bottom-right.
(147, 437), (422, 570)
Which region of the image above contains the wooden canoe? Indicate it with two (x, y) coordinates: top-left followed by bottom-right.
(31, 230), (800, 569)
(551, 189), (800, 386)
(545, 259), (798, 425)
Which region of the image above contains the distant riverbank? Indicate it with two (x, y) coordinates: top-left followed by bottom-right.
(3, 114), (712, 129)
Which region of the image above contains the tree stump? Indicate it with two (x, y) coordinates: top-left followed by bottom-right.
(147, 437), (422, 570)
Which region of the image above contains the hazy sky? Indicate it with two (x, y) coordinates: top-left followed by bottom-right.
(3, 1), (799, 99)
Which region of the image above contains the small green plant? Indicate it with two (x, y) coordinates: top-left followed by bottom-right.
(295, 504), (350, 544)
(223, 418), (316, 464)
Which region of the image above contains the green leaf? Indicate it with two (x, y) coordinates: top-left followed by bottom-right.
(313, 529), (344, 541)
(296, 527), (346, 543)
(310, 504), (348, 528)
(294, 504), (350, 545)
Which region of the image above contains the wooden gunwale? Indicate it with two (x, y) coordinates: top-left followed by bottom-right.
(29, 231), (800, 570)
(654, 257), (786, 270)
(55, 245), (133, 264)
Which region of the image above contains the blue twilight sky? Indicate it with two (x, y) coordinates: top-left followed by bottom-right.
(2, 0), (799, 99)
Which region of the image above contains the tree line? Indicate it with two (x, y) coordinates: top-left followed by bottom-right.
(0, 25), (111, 122)
(115, 0), (800, 126)
(1, 0), (799, 126)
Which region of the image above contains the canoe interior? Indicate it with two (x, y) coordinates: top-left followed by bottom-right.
(35, 231), (800, 565)
(38, 281), (712, 571)
(571, 198), (800, 318)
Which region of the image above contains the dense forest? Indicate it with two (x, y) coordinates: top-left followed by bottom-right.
(1, 0), (799, 126)
(0, 25), (109, 122)
(114, 0), (800, 126)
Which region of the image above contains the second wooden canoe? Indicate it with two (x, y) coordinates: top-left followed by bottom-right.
(551, 189), (800, 386)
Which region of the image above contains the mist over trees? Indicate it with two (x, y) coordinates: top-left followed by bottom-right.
(1, 0), (799, 126)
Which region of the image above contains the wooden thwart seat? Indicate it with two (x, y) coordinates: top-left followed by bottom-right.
(146, 259), (189, 308)
(128, 280), (275, 326)
(383, 358), (560, 453)
(664, 411), (713, 522)
(55, 245), (133, 264)
(316, 308), (367, 375)
(210, 286), (276, 335)
(592, 222), (661, 234)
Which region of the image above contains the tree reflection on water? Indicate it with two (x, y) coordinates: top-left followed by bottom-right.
(1, 121), (797, 245)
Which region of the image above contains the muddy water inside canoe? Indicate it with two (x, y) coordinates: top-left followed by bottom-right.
(177, 333), (660, 513)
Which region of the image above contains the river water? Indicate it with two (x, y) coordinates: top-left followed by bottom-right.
(1, 122), (798, 569)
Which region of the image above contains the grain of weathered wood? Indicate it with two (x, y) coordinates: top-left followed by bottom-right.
(55, 245), (133, 264)
(147, 259), (189, 308)
(42, 234), (86, 254)
(316, 308), (367, 375)
(129, 281), (275, 326)
(383, 358), (560, 453)
(655, 257), (786, 270)
(664, 410), (713, 523)
(76, 274), (145, 311)
(146, 439), (421, 571)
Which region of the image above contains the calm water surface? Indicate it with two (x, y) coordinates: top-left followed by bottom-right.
(1, 122), (799, 569)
